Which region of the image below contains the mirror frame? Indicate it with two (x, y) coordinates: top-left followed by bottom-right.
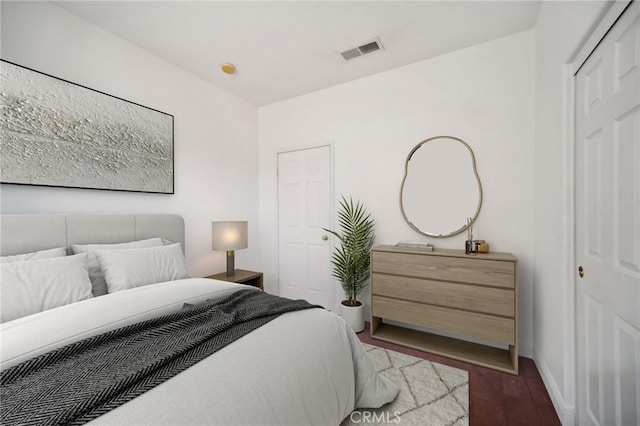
(399, 135), (483, 238)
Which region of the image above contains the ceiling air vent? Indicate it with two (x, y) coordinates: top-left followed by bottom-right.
(340, 38), (384, 61)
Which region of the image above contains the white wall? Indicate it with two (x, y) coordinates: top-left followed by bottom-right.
(0, 1), (259, 278)
(259, 31), (536, 356)
(533, 1), (611, 424)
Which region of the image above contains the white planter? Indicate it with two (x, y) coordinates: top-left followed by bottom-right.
(340, 301), (365, 333)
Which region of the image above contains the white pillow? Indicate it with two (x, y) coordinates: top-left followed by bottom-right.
(0, 254), (92, 323)
(95, 243), (189, 293)
(0, 247), (67, 263)
(71, 238), (164, 296)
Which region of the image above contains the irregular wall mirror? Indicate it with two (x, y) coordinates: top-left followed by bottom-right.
(400, 136), (482, 238)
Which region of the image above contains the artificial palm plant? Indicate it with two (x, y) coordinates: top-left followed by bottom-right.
(324, 196), (375, 307)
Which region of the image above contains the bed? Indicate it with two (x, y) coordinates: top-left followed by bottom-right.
(0, 214), (398, 425)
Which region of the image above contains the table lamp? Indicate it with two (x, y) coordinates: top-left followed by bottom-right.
(212, 221), (248, 276)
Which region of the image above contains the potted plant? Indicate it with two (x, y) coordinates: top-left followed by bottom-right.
(324, 196), (375, 333)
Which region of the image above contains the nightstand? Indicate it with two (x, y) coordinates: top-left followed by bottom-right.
(207, 269), (264, 290)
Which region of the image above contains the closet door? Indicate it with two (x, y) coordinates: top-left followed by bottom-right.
(575, 3), (639, 425)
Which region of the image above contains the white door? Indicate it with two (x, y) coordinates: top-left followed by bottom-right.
(277, 145), (333, 308)
(575, 3), (640, 425)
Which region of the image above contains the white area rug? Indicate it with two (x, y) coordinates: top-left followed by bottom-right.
(342, 343), (469, 426)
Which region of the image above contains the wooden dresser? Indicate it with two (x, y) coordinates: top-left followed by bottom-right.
(370, 245), (518, 374)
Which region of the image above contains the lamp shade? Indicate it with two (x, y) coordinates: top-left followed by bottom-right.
(212, 221), (248, 251)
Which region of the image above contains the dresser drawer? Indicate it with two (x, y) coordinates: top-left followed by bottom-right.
(372, 273), (514, 317)
(372, 295), (515, 345)
(371, 250), (515, 288)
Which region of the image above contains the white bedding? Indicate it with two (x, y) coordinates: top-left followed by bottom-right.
(0, 278), (399, 425)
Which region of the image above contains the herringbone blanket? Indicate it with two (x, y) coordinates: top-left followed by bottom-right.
(1, 289), (318, 425)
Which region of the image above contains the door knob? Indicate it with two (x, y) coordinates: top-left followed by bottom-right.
(578, 266), (584, 278)
(321, 235), (328, 241)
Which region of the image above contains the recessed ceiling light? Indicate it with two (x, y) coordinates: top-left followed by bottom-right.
(221, 63), (236, 74)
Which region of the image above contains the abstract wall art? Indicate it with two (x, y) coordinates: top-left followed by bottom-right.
(0, 60), (174, 194)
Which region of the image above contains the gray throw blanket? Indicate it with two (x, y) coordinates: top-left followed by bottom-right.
(1, 289), (318, 425)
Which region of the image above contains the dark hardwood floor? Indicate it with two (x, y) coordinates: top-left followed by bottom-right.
(357, 322), (561, 426)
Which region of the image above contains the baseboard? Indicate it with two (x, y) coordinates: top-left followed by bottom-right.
(534, 350), (576, 426)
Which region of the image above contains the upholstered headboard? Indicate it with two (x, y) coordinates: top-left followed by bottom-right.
(0, 214), (185, 256)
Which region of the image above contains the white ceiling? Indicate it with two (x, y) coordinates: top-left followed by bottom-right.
(54, 1), (542, 106)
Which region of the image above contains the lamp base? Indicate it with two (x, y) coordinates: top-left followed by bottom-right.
(226, 250), (235, 276)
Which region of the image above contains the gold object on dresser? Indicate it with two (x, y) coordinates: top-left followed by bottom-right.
(475, 240), (490, 253)
(370, 245), (518, 375)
